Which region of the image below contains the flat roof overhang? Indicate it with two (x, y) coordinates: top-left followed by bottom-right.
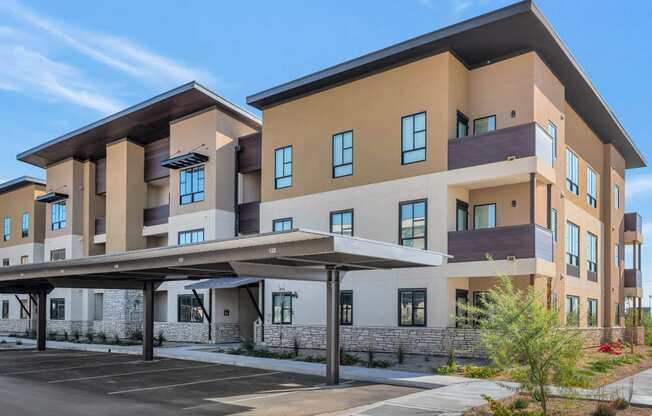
(0, 176), (45, 195)
(17, 82), (262, 169)
(246, 0), (645, 169)
(0, 229), (448, 293)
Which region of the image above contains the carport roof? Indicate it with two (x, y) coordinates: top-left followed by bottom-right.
(0, 229), (448, 293)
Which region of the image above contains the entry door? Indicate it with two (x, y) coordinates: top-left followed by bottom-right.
(455, 289), (468, 327)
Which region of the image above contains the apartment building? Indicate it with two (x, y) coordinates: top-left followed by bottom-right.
(244, 1), (646, 355)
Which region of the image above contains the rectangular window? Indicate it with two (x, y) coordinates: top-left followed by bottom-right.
(455, 289), (469, 327)
(94, 293), (104, 321)
(614, 243), (620, 267)
(615, 303), (621, 325)
(177, 294), (204, 323)
(457, 111), (469, 138)
(21, 212), (29, 238)
(565, 222), (579, 267)
(587, 232), (598, 276)
(399, 200), (427, 249)
(179, 165), (205, 205)
(19, 299), (28, 319)
(340, 290), (353, 325)
(275, 146), (293, 189)
(20, 255), (28, 264)
(399, 289), (426, 327)
(548, 121), (557, 161)
(566, 148), (579, 195)
(332, 131), (353, 177)
(272, 292), (292, 324)
(178, 229), (204, 245)
(50, 249), (66, 261)
(330, 209), (353, 236)
(51, 202), (67, 230)
(565, 295), (579, 327)
(587, 298), (598, 327)
(550, 208), (558, 241)
(401, 112), (427, 164)
(474, 203), (496, 230)
(473, 115), (496, 134)
(586, 167), (597, 207)
(625, 243), (635, 269)
(614, 184), (620, 209)
(456, 200), (469, 232)
(1, 300), (8, 319)
(2, 258), (8, 267)
(3, 217), (10, 241)
(272, 218), (293, 232)
(50, 298), (65, 320)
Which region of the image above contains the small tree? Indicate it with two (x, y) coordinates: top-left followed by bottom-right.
(459, 275), (582, 416)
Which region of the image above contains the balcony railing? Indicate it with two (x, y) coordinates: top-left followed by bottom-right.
(448, 122), (554, 170)
(625, 269), (642, 288)
(448, 223), (553, 263)
(625, 213), (642, 234)
(95, 217), (106, 235)
(238, 201), (260, 234)
(143, 204), (170, 227)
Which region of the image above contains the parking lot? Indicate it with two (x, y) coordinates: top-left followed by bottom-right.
(0, 348), (421, 415)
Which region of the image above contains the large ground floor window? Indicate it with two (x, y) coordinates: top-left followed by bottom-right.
(398, 289), (426, 327)
(177, 294), (204, 323)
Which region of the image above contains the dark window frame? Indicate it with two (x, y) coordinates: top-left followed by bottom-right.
(3, 217), (10, 241)
(398, 199), (428, 249)
(587, 232), (598, 273)
(272, 292), (293, 325)
(332, 130), (353, 178)
(586, 166), (597, 208)
(473, 203), (496, 230)
(456, 200), (469, 232)
(177, 293), (204, 323)
(51, 201), (67, 230)
(565, 295), (580, 327)
(179, 165), (205, 205)
(401, 112), (427, 165)
(272, 218), (293, 232)
(50, 249), (66, 261)
(1, 299), (8, 319)
(21, 212), (29, 238)
(178, 228), (205, 245)
(473, 115), (496, 135)
(587, 298), (598, 327)
(455, 289), (469, 327)
(550, 208), (558, 241)
(1, 258), (8, 267)
(329, 209), (354, 236)
(50, 298), (65, 320)
(566, 221), (580, 267)
(548, 121), (557, 161)
(340, 290), (353, 325)
(274, 145), (293, 189)
(566, 148), (579, 195)
(398, 288), (427, 327)
(456, 111), (469, 138)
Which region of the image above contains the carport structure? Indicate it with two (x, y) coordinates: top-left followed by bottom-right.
(0, 230), (447, 384)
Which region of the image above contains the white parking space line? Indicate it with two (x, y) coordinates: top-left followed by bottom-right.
(0, 352), (108, 367)
(2, 359), (149, 376)
(108, 371), (282, 395)
(49, 363), (222, 383)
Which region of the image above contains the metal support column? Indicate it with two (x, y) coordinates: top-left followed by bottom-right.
(36, 290), (47, 351)
(143, 281), (155, 361)
(326, 268), (341, 385)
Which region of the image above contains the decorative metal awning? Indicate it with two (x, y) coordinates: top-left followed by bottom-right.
(35, 192), (68, 203)
(160, 152), (208, 169)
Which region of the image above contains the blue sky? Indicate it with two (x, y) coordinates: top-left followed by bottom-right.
(0, 0), (650, 302)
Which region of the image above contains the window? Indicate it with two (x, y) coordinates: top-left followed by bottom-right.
(614, 243), (620, 267)
(457, 111), (469, 138)
(330, 209), (353, 236)
(332, 131), (353, 177)
(19, 299), (28, 319)
(51, 202), (66, 230)
(614, 184), (620, 209)
(340, 290), (353, 325)
(625, 243), (639, 270)
(401, 112), (427, 164)
(274, 146), (292, 189)
(550, 208), (558, 241)
(456, 200), (469, 231)
(588, 299), (598, 327)
(548, 121), (557, 161)
(615, 303), (621, 325)
(20, 255), (28, 264)
(399, 200), (427, 249)
(455, 289), (469, 327)
(474, 204), (496, 230)
(273, 218), (293, 232)
(21, 212), (29, 238)
(179, 165), (205, 205)
(1, 300), (8, 319)
(473, 115), (496, 134)
(3, 217), (10, 241)
(587, 232), (598, 277)
(473, 291), (491, 326)
(50, 249), (66, 261)
(565, 295), (579, 327)
(2, 259), (8, 267)
(177, 294), (204, 323)
(586, 167), (597, 207)
(50, 298), (65, 320)
(566, 149), (579, 195)
(178, 229), (204, 245)
(399, 289), (426, 327)
(565, 222), (580, 268)
(94, 293), (103, 321)
(272, 292), (292, 324)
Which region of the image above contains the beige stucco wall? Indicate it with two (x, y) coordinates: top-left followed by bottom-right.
(0, 184), (45, 248)
(45, 158), (84, 239)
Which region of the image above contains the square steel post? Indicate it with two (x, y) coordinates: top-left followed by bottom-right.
(326, 269), (341, 385)
(36, 289), (47, 351)
(143, 281), (155, 361)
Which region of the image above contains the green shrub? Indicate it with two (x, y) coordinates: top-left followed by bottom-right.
(611, 398), (629, 410)
(512, 397), (529, 410)
(63, 331), (68, 341)
(156, 331), (165, 347)
(97, 331), (107, 344)
(243, 340), (254, 352)
(301, 355), (326, 363)
(367, 346), (374, 368)
(397, 344), (405, 364)
(483, 395), (514, 416)
(293, 338), (300, 357)
(86, 332), (94, 343)
(370, 359), (391, 368)
(463, 365), (499, 378)
(340, 352), (361, 366)
(72, 330), (80, 342)
(47, 331), (57, 341)
(15, 339), (22, 345)
(588, 359), (615, 373)
(127, 328), (143, 341)
(565, 368), (594, 388)
(435, 364), (458, 375)
(592, 403), (615, 416)
(113, 333), (120, 344)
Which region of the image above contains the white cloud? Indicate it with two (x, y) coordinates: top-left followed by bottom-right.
(626, 173), (652, 202)
(452, 0), (473, 13)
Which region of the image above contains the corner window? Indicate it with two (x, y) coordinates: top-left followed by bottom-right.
(550, 208), (558, 241)
(588, 299), (598, 327)
(50, 298), (65, 320)
(565, 222), (579, 267)
(548, 121), (557, 161)
(399, 200), (427, 249)
(474, 203), (496, 230)
(274, 146), (292, 189)
(1, 300), (8, 319)
(178, 294), (204, 323)
(401, 112), (426, 164)
(587, 232), (598, 276)
(21, 212), (29, 238)
(272, 292), (292, 324)
(566, 148), (579, 195)
(340, 290), (353, 325)
(456, 200), (469, 231)
(180, 165), (205, 205)
(3, 217), (10, 241)
(50, 249), (66, 261)
(399, 289), (426, 327)
(457, 111), (469, 138)
(473, 115), (496, 135)
(51, 202), (67, 230)
(565, 295), (579, 327)
(178, 229), (204, 245)
(614, 185), (620, 209)
(330, 209), (353, 236)
(273, 218), (293, 232)
(586, 167), (597, 208)
(332, 131), (353, 178)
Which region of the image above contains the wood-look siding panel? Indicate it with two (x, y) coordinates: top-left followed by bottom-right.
(144, 137), (170, 182)
(143, 204), (169, 226)
(95, 158), (106, 194)
(624, 213), (642, 233)
(448, 122), (536, 170)
(238, 201), (260, 234)
(624, 269), (642, 288)
(238, 132), (261, 173)
(95, 217), (106, 235)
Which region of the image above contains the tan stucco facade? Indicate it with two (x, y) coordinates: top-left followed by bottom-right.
(0, 183), (45, 248)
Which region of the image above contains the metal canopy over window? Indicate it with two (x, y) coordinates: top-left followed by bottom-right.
(160, 152), (209, 169)
(35, 192), (68, 204)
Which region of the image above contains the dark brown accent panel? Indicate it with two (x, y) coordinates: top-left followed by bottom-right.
(143, 204), (170, 226)
(238, 132), (261, 173)
(624, 269), (642, 288)
(587, 271), (597, 282)
(448, 122), (537, 170)
(448, 223), (553, 263)
(95, 217), (106, 235)
(238, 201), (260, 234)
(95, 158), (106, 194)
(624, 212), (642, 233)
(566, 264), (579, 278)
(144, 137), (170, 182)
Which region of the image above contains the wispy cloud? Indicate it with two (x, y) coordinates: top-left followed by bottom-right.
(626, 173), (652, 202)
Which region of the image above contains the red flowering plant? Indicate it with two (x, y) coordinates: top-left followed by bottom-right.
(597, 339), (624, 355)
